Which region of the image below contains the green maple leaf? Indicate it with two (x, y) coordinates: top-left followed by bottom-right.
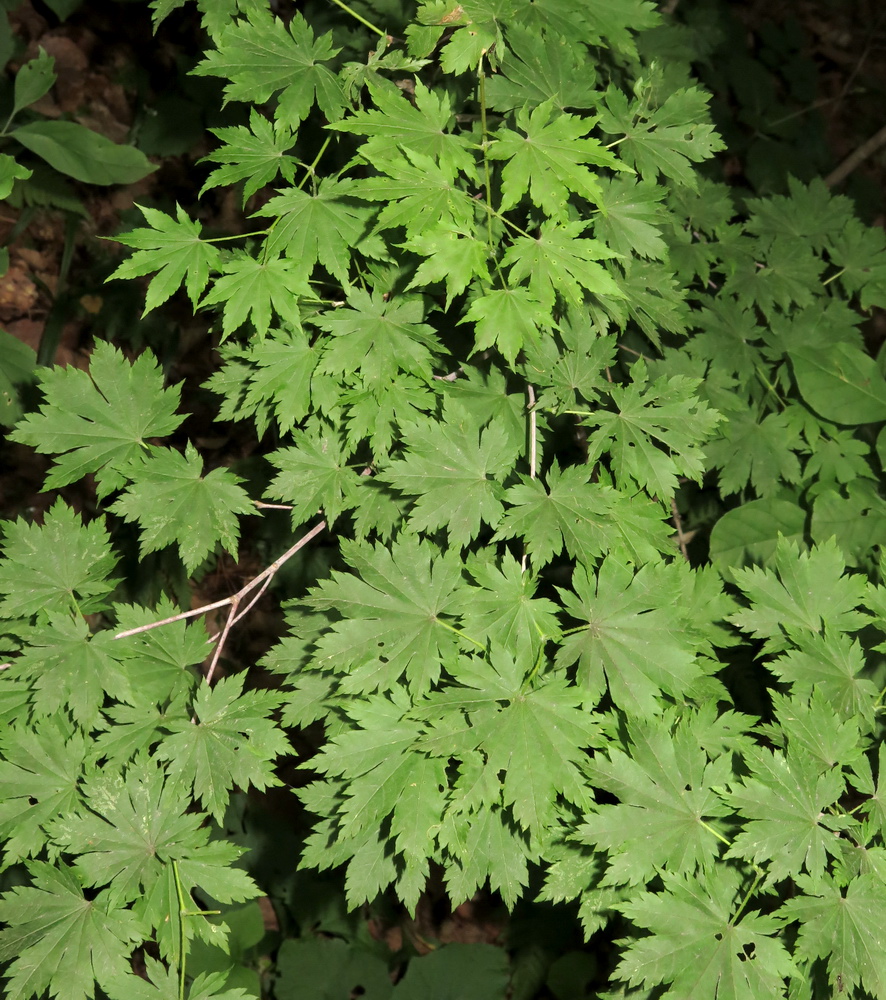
(462, 286), (552, 364)
(583, 363), (721, 499)
(730, 537), (870, 653)
(50, 759), (217, 903)
(502, 219), (623, 310)
(770, 689), (863, 772)
(200, 108), (298, 203)
(351, 148), (477, 237)
(328, 79), (477, 179)
(12, 617), (134, 729)
(441, 365), (526, 457)
(193, 9), (345, 125)
(305, 536), (473, 698)
(459, 553), (561, 656)
(110, 443), (254, 575)
(746, 176), (854, 250)
(827, 216), (886, 310)
(0, 501), (118, 619)
(495, 462), (670, 567)
(615, 869), (794, 999)
(707, 410), (803, 497)
(380, 405), (518, 546)
(106, 956), (254, 1000)
(342, 375), (434, 457)
(489, 99), (622, 219)
(111, 599), (206, 705)
(521, 319), (614, 411)
(254, 178), (374, 287)
(92, 699), (186, 765)
(556, 555), (701, 715)
(577, 712), (734, 886)
(9, 341), (184, 495)
(267, 428), (361, 527)
(780, 873), (886, 1000)
(760, 635), (877, 728)
(108, 203), (221, 312)
(597, 85), (725, 190)
(0, 861), (143, 1000)
(485, 23), (599, 112)
(723, 746), (849, 883)
(154, 674), (288, 821)
(0, 722), (87, 866)
(314, 290), (442, 385)
(849, 741), (886, 837)
(200, 251), (312, 339)
(593, 176), (669, 260)
(404, 225), (490, 307)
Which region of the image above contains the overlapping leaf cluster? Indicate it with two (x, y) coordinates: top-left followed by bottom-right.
(3, 1), (886, 999)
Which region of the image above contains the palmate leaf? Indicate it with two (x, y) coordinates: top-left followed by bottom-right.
(597, 85), (725, 190)
(200, 252), (313, 339)
(328, 79), (477, 179)
(0, 722), (87, 866)
(106, 957), (255, 1000)
(462, 286), (552, 364)
(9, 341), (184, 495)
(255, 178), (375, 287)
(0, 501), (118, 619)
(730, 538), (870, 653)
(556, 555), (701, 716)
(200, 108), (298, 203)
(314, 290), (442, 386)
(593, 176), (669, 260)
(11, 617), (134, 730)
(49, 759), (251, 906)
(707, 409), (804, 498)
(577, 712), (734, 886)
(615, 868), (794, 1000)
(110, 444), (254, 574)
(154, 674), (288, 821)
(780, 873), (886, 1000)
(109, 204), (220, 313)
(495, 462), (670, 566)
(305, 536), (473, 698)
(405, 225), (490, 308)
(583, 363), (721, 499)
(193, 9), (345, 125)
(488, 99), (622, 220)
(0, 861), (143, 1000)
(502, 219), (623, 310)
(380, 404), (519, 547)
(723, 746), (849, 884)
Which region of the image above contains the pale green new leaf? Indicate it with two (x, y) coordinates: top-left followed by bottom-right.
(200, 109), (298, 202)
(109, 203), (221, 312)
(255, 178), (374, 286)
(556, 556), (701, 715)
(200, 251), (312, 339)
(110, 444), (254, 574)
(193, 9), (345, 124)
(0, 500), (118, 619)
(593, 176), (669, 260)
(0, 861), (143, 1000)
(154, 674), (288, 821)
(9, 340), (184, 495)
(502, 220), (623, 310)
(780, 874), (886, 1000)
(405, 225), (490, 307)
(381, 406), (518, 546)
(106, 956), (254, 1000)
(443, 805), (531, 909)
(615, 869), (794, 999)
(488, 99), (622, 219)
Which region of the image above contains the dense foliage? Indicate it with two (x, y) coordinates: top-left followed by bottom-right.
(3, 0), (886, 998)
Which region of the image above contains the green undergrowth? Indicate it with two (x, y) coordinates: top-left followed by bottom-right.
(3, 1), (886, 998)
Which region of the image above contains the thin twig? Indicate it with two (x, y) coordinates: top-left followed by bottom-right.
(522, 385), (538, 574)
(825, 122), (886, 188)
(671, 498), (690, 561)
